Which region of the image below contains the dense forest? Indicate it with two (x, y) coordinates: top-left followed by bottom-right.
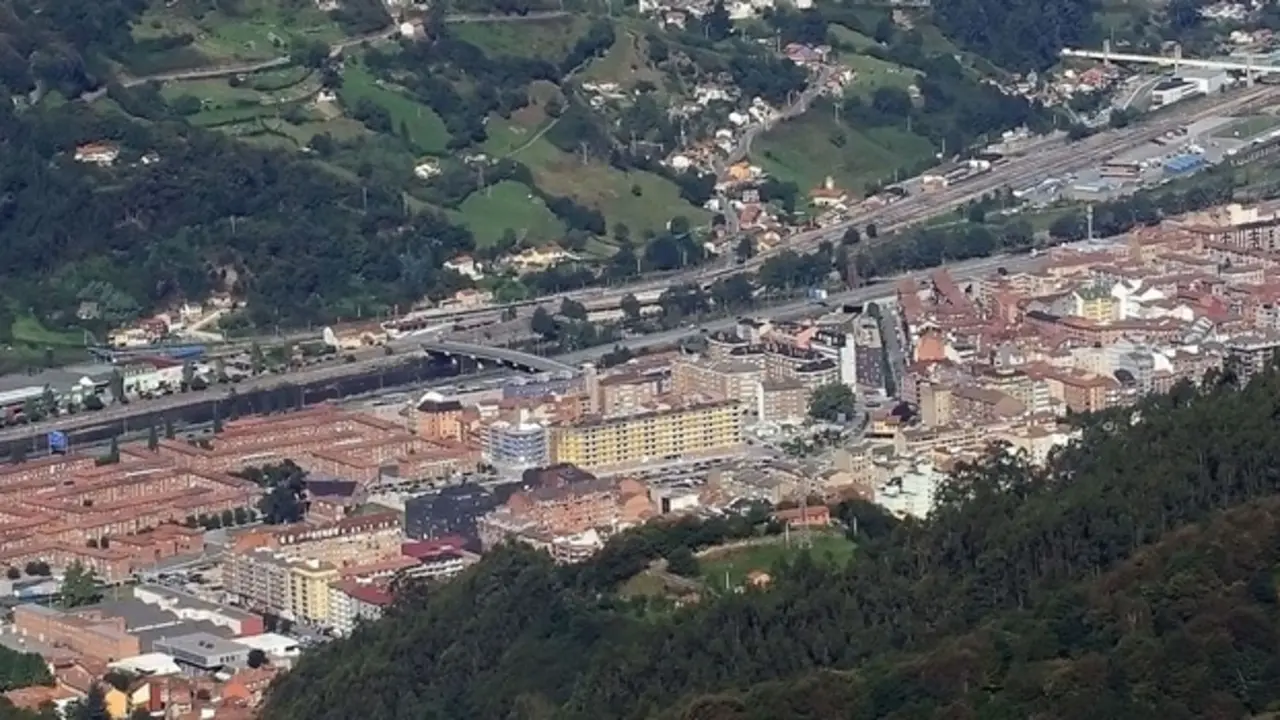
(0, 91), (476, 330)
(933, 0), (1101, 70)
(265, 361), (1280, 719)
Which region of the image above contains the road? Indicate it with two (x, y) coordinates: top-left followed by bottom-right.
(0, 252), (1033, 446)
(91, 12), (570, 95)
(554, 252), (1039, 365)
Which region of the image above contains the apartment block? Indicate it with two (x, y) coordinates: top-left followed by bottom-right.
(672, 358), (762, 408)
(549, 400), (744, 472)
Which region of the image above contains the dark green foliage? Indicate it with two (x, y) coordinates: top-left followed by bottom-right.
(934, 0), (1100, 70)
(0, 99), (475, 331)
(0, 644), (53, 691)
(236, 460), (307, 524)
(807, 383), (856, 422)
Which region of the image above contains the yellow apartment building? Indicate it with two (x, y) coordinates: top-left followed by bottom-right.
(550, 400), (743, 471)
(289, 558), (339, 625)
(1071, 283), (1116, 324)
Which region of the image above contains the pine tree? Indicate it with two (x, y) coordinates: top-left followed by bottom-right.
(212, 403), (223, 434)
(164, 415), (176, 440)
(147, 424), (159, 452)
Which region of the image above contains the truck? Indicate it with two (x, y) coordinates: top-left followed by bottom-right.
(808, 288), (829, 302)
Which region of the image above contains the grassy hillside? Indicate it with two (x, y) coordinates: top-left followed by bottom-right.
(753, 109), (935, 195)
(452, 180), (566, 247)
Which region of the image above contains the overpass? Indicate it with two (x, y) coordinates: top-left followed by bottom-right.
(419, 341), (577, 375)
(1060, 45), (1280, 76)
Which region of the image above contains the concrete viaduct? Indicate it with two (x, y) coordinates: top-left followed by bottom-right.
(419, 341), (578, 375)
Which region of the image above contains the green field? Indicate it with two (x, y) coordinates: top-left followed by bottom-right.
(753, 112), (935, 196)
(580, 29), (665, 90)
(841, 53), (921, 97)
(11, 316), (82, 348)
(452, 16), (590, 60)
(339, 65), (450, 154)
(1212, 115), (1280, 140)
(828, 23), (880, 52)
(453, 180), (567, 247)
(493, 129), (710, 235)
(129, 0), (343, 74)
(700, 532), (857, 593)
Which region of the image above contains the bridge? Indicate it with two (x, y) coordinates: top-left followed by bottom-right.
(1061, 43), (1280, 76)
(419, 341), (577, 375)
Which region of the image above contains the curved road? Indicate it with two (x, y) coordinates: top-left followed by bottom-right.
(95, 12), (571, 94)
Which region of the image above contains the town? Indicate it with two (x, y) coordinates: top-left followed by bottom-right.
(1, 185), (1280, 715)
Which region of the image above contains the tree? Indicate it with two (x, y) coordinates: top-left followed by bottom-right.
(9, 444), (25, 465)
(666, 547), (699, 577)
(108, 370), (126, 405)
(559, 299), (588, 321)
(250, 342), (266, 376)
(620, 294), (642, 323)
(164, 415), (176, 440)
(59, 562), (101, 608)
(67, 683), (109, 720)
(530, 307), (558, 341)
(212, 403), (224, 434)
(97, 437), (119, 466)
(808, 383), (857, 422)
(865, 222), (878, 239)
(147, 424), (159, 452)
(23, 561), (48, 577)
(247, 649), (269, 669)
(735, 236), (756, 262)
(234, 507), (249, 525)
(842, 227), (861, 246)
(704, 0), (732, 41)
(220, 509), (235, 527)
(181, 361), (196, 390)
(4, 567), (18, 580)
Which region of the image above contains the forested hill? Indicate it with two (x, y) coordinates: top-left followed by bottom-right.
(933, 0), (1100, 70)
(0, 92), (474, 330)
(264, 364), (1280, 720)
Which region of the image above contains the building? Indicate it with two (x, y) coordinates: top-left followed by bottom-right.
(153, 632), (251, 672)
(403, 484), (499, 546)
(415, 395), (467, 442)
(1226, 333), (1280, 381)
(483, 414), (549, 475)
(288, 558), (339, 625)
(13, 604), (141, 663)
(399, 536), (476, 581)
(672, 358), (762, 408)
(327, 580), (393, 637)
(1176, 67), (1228, 95)
(757, 380), (809, 425)
(549, 401), (744, 472)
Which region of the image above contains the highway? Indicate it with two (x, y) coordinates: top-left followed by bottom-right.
(555, 252), (1038, 365)
(0, 252), (1033, 446)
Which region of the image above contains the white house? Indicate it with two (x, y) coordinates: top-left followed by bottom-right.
(444, 255), (484, 280)
(74, 142), (120, 166)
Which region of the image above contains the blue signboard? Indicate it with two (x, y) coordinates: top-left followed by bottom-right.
(48, 431), (68, 454)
